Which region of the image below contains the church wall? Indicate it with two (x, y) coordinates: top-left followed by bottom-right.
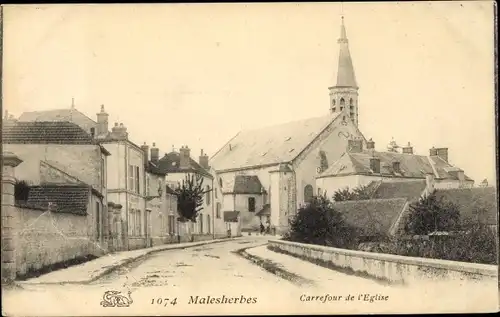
(293, 112), (365, 207)
(234, 193), (265, 231)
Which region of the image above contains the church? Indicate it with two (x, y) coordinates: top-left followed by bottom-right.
(209, 17), (367, 234)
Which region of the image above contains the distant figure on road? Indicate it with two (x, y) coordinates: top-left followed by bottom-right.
(260, 223), (265, 235)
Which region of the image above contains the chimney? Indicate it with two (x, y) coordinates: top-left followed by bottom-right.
(179, 146), (191, 169)
(141, 142), (149, 165)
(150, 142), (159, 164)
(347, 139), (363, 153)
(366, 138), (375, 150)
(436, 148), (449, 163)
(402, 142), (413, 154)
(425, 173), (435, 195)
(199, 149), (209, 170)
(392, 161), (401, 173)
(429, 146), (438, 157)
(96, 105), (109, 137)
(369, 157), (380, 173)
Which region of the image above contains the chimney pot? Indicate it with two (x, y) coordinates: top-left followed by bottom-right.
(150, 143), (159, 164)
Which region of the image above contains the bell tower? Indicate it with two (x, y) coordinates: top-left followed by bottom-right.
(329, 17), (359, 127)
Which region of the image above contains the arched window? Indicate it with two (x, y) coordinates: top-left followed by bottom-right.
(304, 185), (314, 204)
(205, 185), (211, 205)
(349, 98), (353, 106)
(332, 99), (336, 106)
(340, 98), (345, 106)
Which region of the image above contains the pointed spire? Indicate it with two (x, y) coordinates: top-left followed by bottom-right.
(335, 17), (357, 88)
(71, 97), (75, 109)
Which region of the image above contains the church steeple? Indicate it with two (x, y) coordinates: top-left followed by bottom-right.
(329, 16), (359, 127)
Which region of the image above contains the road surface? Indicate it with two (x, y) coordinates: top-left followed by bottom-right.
(2, 238), (497, 315)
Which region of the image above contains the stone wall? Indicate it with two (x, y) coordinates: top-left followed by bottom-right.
(268, 239), (497, 286)
(14, 206), (93, 277)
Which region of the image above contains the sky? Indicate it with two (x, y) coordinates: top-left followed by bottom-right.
(3, 2), (496, 185)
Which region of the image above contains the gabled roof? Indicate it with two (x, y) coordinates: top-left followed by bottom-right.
(333, 198), (408, 237)
(318, 150), (473, 181)
(146, 161), (167, 176)
(434, 187), (497, 226)
(24, 184), (92, 216)
(2, 121), (111, 155)
(256, 204), (271, 217)
(157, 152), (213, 178)
(224, 211), (240, 223)
(232, 175), (264, 194)
(18, 108), (97, 134)
(367, 180), (427, 201)
(165, 185), (176, 195)
(210, 112), (344, 171)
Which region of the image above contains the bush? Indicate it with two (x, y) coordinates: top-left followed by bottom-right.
(14, 180), (30, 202)
(404, 190), (460, 235)
(284, 196), (358, 249)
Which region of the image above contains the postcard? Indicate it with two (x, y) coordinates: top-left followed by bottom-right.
(1, 2), (498, 316)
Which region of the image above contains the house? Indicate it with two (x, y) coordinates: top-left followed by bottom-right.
(316, 138), (475, 197)
(434, 186), (497, 231)
(17, 105), (149, 251)
(221, 175), (266, 232)
(332, 198), (410, 242)
(2, 120), (110, 251)
(140, 142), (180, 246)
(157, 146), (223, 241)
(210, 18), (366, 234)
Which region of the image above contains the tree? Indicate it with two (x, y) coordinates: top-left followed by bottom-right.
(332, 187), (355, 202)
(332, 184), (375, 202)
(404, 190), (460, 235)
(173, 173), (207, 223)
(285, 195), (358, 249)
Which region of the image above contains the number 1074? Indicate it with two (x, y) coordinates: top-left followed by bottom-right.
(151, 298), (178, 306)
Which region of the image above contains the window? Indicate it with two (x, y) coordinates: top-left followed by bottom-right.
(219, 177), (223, 188)
(216, 202), (221, 219)
(168, 215), (175, 235)
(199, 214), (204, 234)
(340, 98), (345, 106)
(128, 165), (134, 191)
(101, 157), (105, 190)
(128, 209), (134, 236)
(135, 166), (140, 194)
(207, 215), (211, 234)
(206, 185), (211, 205)
(136, 210), (140, 236)
(304, 185), (313, 204)
(248, 197), (256, 212)
(215, 187), (218, 198)
(317, 187), (322, 196)
(349, 98), (353, 106)
(96, 202), (100, 239)
(332, 99), (336, 106)
(146, 176), (150, 196)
